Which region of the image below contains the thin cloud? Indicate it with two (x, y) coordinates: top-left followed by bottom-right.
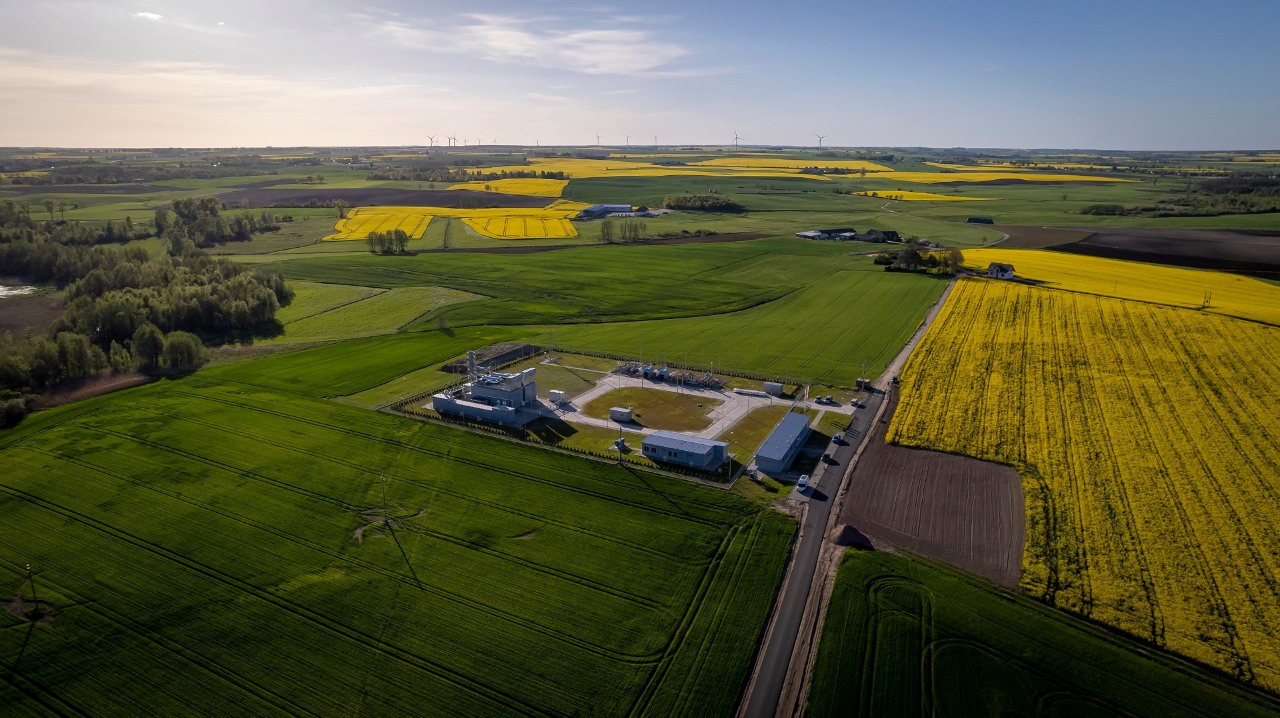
(365, 12), (705, 78)
(132, 11), (163, 21)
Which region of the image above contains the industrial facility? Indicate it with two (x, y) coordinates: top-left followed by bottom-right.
(431, 351), (540, 427)
(642, 431), (730, 471)
(754, 412), (811, 475)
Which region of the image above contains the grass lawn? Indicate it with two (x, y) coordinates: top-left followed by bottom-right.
(582, 387), (723, 432)
(525, 417), (652, 465)
(716, 404), (795, 460)
(0, 378), (795, 717)
(806, 550), (1280, 717)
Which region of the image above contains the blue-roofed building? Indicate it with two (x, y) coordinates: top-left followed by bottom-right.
(754, 412), (810, 475)
(641, 431), (729, 471)
(576, 204), (634, 219)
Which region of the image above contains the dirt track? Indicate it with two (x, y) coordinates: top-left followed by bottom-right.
(837, 392), (1025, 587)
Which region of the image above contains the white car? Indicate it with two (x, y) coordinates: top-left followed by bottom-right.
(797, 475), (810, 491)
(832, 433), (842, 444)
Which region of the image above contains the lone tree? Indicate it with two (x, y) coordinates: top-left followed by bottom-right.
(131, 323), (165, 371)
(334, 199), (349, 218)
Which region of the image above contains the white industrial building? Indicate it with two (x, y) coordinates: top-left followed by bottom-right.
(431, 355), (539, 427)
(642, 431), (729, 471)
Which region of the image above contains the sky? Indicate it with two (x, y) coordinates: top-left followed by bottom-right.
(0, 0), (1276, 150)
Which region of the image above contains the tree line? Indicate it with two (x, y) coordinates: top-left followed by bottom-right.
(367, 168), (569, 183)
(662, 194), (743, 212)
(0, 200), (292, 426)
(367, 229), (411, 254)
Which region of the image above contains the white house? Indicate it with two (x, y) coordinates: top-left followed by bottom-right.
(987, 263), (1015, 279)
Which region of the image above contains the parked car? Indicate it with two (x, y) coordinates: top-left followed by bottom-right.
(797, 475), (810, 491)
(832, 433), (842, 444)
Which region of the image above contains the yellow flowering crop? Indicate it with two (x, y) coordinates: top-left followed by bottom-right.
(462, 216), (576, 239)
(874, 170), (1135, 184)
(324, 201), (591, 241)
(478, 157), (830, 181)
(446, 178), (569, 197)
(963, 248), (1280, 325)
(690, 157), (893, 172)
(855, 190), (995, 202)
(889, 277), (1280, 690)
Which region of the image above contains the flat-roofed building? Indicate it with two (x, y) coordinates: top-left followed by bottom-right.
(755, 411), (810, 475)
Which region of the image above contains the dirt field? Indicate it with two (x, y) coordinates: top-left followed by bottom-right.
(837, 391), (1025, 587)
(0, 286), (63, 336)
(1046, 227), (1280, 278)
(995, 225), (1094, 249)
(214, 187), (556, 209)
(0, 183), (157, 195)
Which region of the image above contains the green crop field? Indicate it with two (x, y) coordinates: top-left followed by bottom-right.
(548, 269), (945, 385)
(0, 377), (794, 717)
(263, 285), (482, 345)
(806, 550), (1280, 718)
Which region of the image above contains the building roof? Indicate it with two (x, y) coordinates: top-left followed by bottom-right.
(988, 262), (1015, 272)
(643, 431), (727, 456)
(756, 412), (811, 462)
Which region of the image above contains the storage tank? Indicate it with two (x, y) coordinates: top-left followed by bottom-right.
(609, 407), (633, 423)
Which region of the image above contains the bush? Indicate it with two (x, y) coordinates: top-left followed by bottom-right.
(0, 397), (28, 428)
(162, 331), (205, 371)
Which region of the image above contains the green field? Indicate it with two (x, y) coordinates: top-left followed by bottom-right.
(264, 285), (482, 345)
(548, 269), (945, 385)
(806, 550), (1280, 718)
(0, 377), (794, 717)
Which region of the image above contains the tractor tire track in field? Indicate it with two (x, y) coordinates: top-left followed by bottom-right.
(140, 402), (708, 565)
(627, 522), (743, 717)
(165, 389), (729, 527)
(0, 482), (560, 718)
(0, 542), (314, 718)
(7, 446), (661, 665)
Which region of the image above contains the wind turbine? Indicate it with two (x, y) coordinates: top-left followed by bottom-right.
(426, 134), (436, 147)
(815, 133), (827, 149)
(653, 135), (658, 147)
(447, 135), (457, 147)
(596, 133), (602, 147)
(625, 134), (631, 147)
(733, 131), (743, 149)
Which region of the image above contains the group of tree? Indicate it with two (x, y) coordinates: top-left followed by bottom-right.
(0, 206), (292, 426)
(367, 167), (568, 183)
(599, 219), (649, 243)
(1080, 173), (1280, 218)
(661, 194), (743, 212)
(156, 197), (283, 247)
(873, 243), (962, 275)
(366, 229), (411, 254)
(5, 162), (271, 185)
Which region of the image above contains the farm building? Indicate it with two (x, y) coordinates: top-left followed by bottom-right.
(577, 204), (634, 220)
(754, 411), (811, 475)
(796, 228), (857, 241)
(987, 263), (1015, 279)
(431, 367), (539, 427)
(642, 431), (729, 471)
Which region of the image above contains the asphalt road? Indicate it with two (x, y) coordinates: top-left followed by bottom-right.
(740, 388), (885, 718)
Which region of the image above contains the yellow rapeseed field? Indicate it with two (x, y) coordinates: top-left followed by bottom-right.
(480, 157), (830, 181)
(462, 216), (576, 239)
(690, 157), (893, 172)
(446, 178), (569, 197)
(855, 190), (995, 202)
(324, 201), (590, 241)
(963, 248), (1280, 325)
(889, 277), (1280, 690)
(326, 208), (432, 241)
